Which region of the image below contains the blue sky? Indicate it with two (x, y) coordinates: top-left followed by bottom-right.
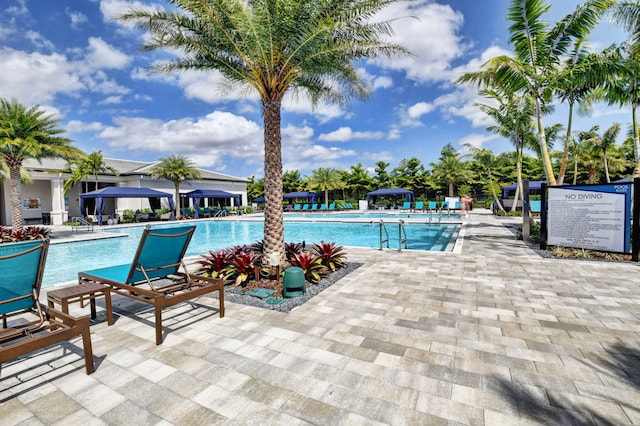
(0, 0), (630, 180)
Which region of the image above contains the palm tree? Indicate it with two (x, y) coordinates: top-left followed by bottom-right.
(150, 155), (202, 218)
(457, 0), (612, 186)
(0, 98), (83, 231)
(464, 145), (506, 214)
(119, 0), (408, 262)
(63, 151), (118, 214)
(602, 0), (640, 176)
(477, 89), (536, 212)
(430, 144), (473, 197)
(307, 168), (343, 209)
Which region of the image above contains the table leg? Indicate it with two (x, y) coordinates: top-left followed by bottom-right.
(89, 293), (97, 319)
(104, 289), (114, 326)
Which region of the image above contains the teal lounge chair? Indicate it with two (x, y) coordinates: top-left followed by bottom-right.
(78, 226), (225, 345)
(530, 200), (542, 215)
(311, 204), (318, 211)
(0, 240), (95, 374)
(294, 204), (302, 211)
(328, 203), (335, 210)
(302, 204), (310, 211)
(414, 201), (424, 212)
(401, 201), (411, 211)
(319, 203), (327, 210)
(182, 207), (193, 219)
(428, 201), (437, 212)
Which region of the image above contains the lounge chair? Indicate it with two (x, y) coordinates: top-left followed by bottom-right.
(182, 208), (193, 219)
(319, 203), (327, 210)
(0, 240), (95, 374)
(196, 207), (211, 218)
(530, 200), (542, 216)
(78, 225), (225, 345)
(203, 207), (212, 217)
(302, 204), (310, 211)
(311, 204), (318, 211)
(414, 201), (424, 212)
(401, 201), (411, 211)
(293, 204), (301, 211)
(328, 203), (335, 210)
(428, 201), (438, 212)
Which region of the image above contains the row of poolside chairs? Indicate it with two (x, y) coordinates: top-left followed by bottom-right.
(182, 206), (228, 219)
(399, 201), (463, 212)
(1, 225), (225, 377)
(291, 202), (355, 211)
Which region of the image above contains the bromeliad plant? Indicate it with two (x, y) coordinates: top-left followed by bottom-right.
(311, 241), (346, 272)
(197, 249), (230, 278)
(1, 225), (50, 243)
(225, 249), (258, 288)
(289, 251), (324, 283)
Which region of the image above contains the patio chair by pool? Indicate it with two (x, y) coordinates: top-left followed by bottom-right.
(78, 225), (225, 345)
(311, 204), (318, 211)
(428, 201), (437, 212)
(302, 204), (310, 211)
(319, 203), (327, 210)
(414, 201), (424, 212)
(182, 208), (193, 219)
(0, 240), (95, 375)
(293, 204), (302, 211)
(328, 203), (336, 210)
(197, 207), (211, 218)
(401, 201), (411, 211)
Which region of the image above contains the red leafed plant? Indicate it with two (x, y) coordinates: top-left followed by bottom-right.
(289, 251), (324, 283)
(225, 249), (258, 288)
(197, 250), (230, 278)
(311, 241), (346, 272)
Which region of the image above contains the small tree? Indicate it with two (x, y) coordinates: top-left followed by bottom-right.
(0, 98), (83, 231)
(150, 155), (202, 218)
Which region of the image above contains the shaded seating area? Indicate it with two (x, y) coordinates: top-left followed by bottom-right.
(77, 225), (225, 345)
(182, 189), (241, 218)
(367, 188), (414, 209)
(80, 186), (175, 226)
(0, 240), (95, 375)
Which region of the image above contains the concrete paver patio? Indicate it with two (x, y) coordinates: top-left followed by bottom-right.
(2, 209), (640, 424)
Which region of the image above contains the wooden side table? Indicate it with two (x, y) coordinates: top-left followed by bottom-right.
(47, 282), (114, 325)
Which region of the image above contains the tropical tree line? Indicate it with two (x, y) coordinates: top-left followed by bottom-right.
(246, 129), (637, 209)
(456, 0), (640, 210)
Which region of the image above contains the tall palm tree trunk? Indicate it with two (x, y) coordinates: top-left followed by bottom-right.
(263, 98), (285, 263)
(557, 102), (574, 185)
(535, 96), (557, 186)
(8, 162), (23, 232)
(632, 106), (640, 178)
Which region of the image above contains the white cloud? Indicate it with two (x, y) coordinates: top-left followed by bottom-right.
(0, 48), (83, 105)
(85, 37), (130, 70)
(318, 127), (385, 142)
(97, 111), (263, 169)
(375, 1), (467, 83)
(459, 133), (497, 152)
(25, 31), (55, 50)
(66, 120), (106, 133)
(66, 9), (89, 29)
(408, 102), (435, 119)
(99, 96), (123, 105)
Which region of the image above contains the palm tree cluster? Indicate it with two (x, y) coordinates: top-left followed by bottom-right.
(456, 0), (640, 210)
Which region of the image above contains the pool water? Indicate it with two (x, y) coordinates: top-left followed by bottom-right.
(285, 212), (461, 220)
(42, 220), (460, 287)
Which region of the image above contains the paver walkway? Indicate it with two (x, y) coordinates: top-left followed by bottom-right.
(2, 209), (640, 424)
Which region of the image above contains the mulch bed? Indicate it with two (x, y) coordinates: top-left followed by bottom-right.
(221, 262), (362, 312)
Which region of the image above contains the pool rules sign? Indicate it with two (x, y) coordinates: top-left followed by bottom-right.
(544, 183), (632, 253)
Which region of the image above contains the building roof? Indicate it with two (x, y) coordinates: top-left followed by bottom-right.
(23, 157), (248, 183)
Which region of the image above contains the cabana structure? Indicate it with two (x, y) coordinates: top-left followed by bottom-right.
(182, 189), (242, 218)
(79, 187), (175, 225)
(366, 188), (414, 208)
(283, 191), (322, 203)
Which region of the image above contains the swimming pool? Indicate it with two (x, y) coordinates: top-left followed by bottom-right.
(285, 212), (461, 220)
(42, 220), (460, 287)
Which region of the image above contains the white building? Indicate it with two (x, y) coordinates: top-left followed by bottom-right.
(1, 157), (249, 226)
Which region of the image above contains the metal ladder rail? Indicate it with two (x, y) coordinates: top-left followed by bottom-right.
(379, 220), (390, 250)
(70, 216), (94, 232)
(398, 220), (408, 251)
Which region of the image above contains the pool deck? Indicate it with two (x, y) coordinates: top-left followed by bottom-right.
(3, 209), (640, 424)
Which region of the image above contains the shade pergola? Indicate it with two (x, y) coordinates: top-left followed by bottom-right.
(182, 189), (242, 218)
(282, 191), (322, 203)
(366, 188), (414, 204)
(79, 186), (174, 225)
(501, 181), (548, 199)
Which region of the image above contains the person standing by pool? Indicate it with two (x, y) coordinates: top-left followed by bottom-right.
(461, 194), (472, 217)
